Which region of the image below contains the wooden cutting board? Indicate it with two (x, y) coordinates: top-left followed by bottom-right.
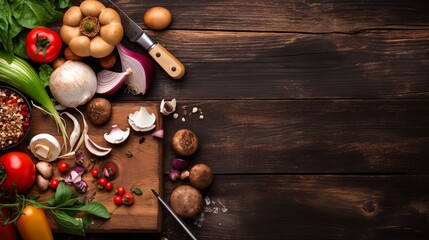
(28, 102), (163, 233)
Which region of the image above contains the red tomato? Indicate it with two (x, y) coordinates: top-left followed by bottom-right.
(0, 151), (35, 194)
(113, 195), (122, 206)
(122, 193), (135, 206)
(26, 27), (62, 63)
(115, 186), (126, 196)
(97, 177), (107, 189)
(91, 168), (100, 178)
(49, 179), (59, 189)
(0, 208), (18, 240)
(57, 161), (69, 173)
(105, 182), (113, 191)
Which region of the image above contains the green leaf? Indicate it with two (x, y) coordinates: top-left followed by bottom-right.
(26, 199), (47, 209)
(58, 0), (71, 9)
(12, 30), (29, 59)
(54, 182), (73, 206)
(11, 0), (63, 29)
(81, 214), (93, 229)
(50, 210), (85, 236)
(39, 64), (53, 87)
(57, 197), (80, 208)
(77, 202), (111, 219)
(131, 187), (143, 195)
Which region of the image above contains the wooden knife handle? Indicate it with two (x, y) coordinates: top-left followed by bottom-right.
(148, 43), (185, 79)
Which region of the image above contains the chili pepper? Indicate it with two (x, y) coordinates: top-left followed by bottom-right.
(16, 205), (53, 240)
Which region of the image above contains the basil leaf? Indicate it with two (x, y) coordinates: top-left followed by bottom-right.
(25, 199), (47, 209)
(12, 30), (29, 59)
(39, 64), (53, 87)
(82, 214), (93, 229)
(54, 182), (73, 206)
(50, 210), (85, 236)
(77, 202), (111, 219)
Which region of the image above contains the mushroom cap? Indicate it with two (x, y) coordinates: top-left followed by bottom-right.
(190, 163), (213, 190)
(172, 129), (199, 156)
(170, 185), (203, 218)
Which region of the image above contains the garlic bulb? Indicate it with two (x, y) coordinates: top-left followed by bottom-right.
(49, 60), (97, 107)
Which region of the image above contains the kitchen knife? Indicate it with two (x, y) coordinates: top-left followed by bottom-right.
(151, 189), (198, 240)
(71, 0), (185, 79)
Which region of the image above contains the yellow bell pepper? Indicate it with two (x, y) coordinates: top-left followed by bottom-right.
(16, 205), (53, 240)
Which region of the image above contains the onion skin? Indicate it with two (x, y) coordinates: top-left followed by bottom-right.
(49, 60), (97, 107)
(117, 44), (154, 95)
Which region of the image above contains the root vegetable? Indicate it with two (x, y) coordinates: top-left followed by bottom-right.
(144, 7), (172, 30)
(170, 185), (203, 218)
(49, 60), (97, 107)
(100, 53), (116, 69)
(172, 129), (199, 156)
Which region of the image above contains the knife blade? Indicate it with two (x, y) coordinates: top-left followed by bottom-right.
(151, 189), (198, 240)
(70, 0), (185, 79)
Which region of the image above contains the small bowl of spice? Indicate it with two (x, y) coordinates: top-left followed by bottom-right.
(0, 85), (31, 151)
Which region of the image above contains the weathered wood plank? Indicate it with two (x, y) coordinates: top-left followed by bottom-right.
(105, 30), (429, 100)
(118, 0), (429, 32)
(160, 99), (429, 174)
(54, 175), (429, 240)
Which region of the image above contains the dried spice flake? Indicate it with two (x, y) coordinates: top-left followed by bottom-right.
(125, 151), (133, 158)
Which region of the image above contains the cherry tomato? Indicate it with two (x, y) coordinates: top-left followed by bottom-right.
(91, 168), (100, 178)
(115, 186), (126, 196)
(97, 177), (107, 189)
(105, 182), (113, 191)
(0, 151), (36, 194)
(113, 195), (122, 206)
(26, 27), (62, 63)
(57, 161), (69, 173)
(122, 193), (135, 206)
(49, 179), (60, 189)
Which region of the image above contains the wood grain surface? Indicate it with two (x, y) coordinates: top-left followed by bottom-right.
(27, 0), (429, 239)
(28, 103), (163, 232)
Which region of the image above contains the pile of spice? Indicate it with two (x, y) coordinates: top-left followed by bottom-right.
(0, 87), (31, 149)
(173, 105), (204, 122)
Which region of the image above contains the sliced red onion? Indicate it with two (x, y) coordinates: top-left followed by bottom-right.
(117, 44), (154, 95)
(152, 129), (164, 139)
(74, 166), (86, 176)
(172, 158), (189, 171)
(75, 150), (84, 166)
(96, 68), (132, 95)
(74, 180), (88, 193)
(169, 169), (180, 181)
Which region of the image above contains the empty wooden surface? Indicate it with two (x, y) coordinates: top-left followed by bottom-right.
(52, 0), (429, 239)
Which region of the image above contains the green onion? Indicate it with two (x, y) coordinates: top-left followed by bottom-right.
(0, 53), (67, 151)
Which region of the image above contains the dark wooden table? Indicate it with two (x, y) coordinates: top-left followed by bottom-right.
(55, 0), (429, 239)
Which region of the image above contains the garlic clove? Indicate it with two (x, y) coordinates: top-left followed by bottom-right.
(36, 162), (54, 179)
(84, 133), (112, 156)
(104, 124), (130, 144)
(128, 106), (157, 132)
(128, 118), (156, 132)
(36, 175), (50, 191)
(160, 98), (176, 115)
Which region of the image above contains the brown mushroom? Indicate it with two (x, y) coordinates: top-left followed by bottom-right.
(85, 97), (112, 125)
(172, 129), (199, 156)
(181, 164), (213, 190)
(170, 185), (203, 218)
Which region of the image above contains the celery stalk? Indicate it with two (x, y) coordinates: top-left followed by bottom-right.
(0, 53), (68, 152)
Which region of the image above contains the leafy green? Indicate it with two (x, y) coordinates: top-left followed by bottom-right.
(54, 182), (74, 206)
(75, 202), (111, 219)
(0, 0), (69, 62)
(39, 64), (54, 87)
(51, 210), (85, 236)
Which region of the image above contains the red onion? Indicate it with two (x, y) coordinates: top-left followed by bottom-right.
(96, 68), (132, 95)
(172, 158), (189, 170)
(152, 129), (164, 139)
(117, 44), (154, 95)
(169, 169), (180, 181)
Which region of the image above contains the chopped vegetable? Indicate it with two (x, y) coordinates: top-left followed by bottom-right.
(28, 133), (62, 162)
(96, 68), (132, 95)
(169, 169), (180, 181)
(128, 106), (156, 132)
(172, 158), (189, 171)
(117, 44), (154, 95)
(49, 60), (97, 108)
(152, 129), (164, 139)
(104, 124), (130, 144)
(160, 98), (176, 115)
(0, 54), (68, 151)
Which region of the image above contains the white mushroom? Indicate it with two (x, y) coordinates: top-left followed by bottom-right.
(160, 98), (176, 115)
(29, 134), (62, 162)
(104, 124), (130, 144)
